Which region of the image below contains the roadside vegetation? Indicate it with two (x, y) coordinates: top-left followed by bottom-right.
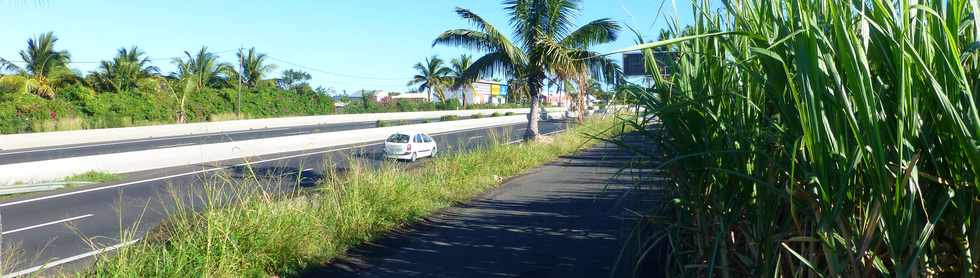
(81, 116), (625, 277)
(0, 33), (536, 135)
(612, 0), (980, 276)
(65, 171), (123, 184)
(432, 0), (623, 138)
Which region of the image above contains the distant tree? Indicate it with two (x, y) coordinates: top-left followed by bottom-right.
(448, 54), (475, 109)
(89, 46), (159, 92)
(433, 0), (620, 139)
(0, 32), (74, 98)
(231, 47), (275, 88)
(172, 46), (231, 90)
(407, 55), (450, 102)
(277, 69), (312, 92)
(156, 76), (193, 123)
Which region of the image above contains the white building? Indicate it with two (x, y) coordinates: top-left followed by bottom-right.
(372, 91), (429, 103)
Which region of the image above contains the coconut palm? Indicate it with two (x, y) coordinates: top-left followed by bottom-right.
(90, 46), (159, 92)
(448, 54), (476, 108)
(1, 32), (74, 98)
(172, 46), (231, 90)
(434, 0), (619, 139)
(231, 47), (275, 88)
(407, 55), (451, 102)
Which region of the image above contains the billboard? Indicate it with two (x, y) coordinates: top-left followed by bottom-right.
(490, 84), (501, 96)
(623, 51), (675, 77)
(623, 52), (646, 76)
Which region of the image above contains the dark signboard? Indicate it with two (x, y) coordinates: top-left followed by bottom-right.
(623, 52), (646, 76)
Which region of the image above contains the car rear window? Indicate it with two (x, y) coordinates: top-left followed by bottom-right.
(387, 134), (410, 143)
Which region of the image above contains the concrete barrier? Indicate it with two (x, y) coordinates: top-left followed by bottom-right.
(0, 114), (563, 185)
(0, 108), (566, 151)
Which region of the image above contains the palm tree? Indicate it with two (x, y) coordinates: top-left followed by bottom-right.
(433, 0), (619, 139)
(172, 46), (230, 90)
(232, 47), (275, 88)
(0, 32), (74, 98)
(90, 46), (159, 92)
(448, 54), (476, 109)
(407, 55), (451, 102)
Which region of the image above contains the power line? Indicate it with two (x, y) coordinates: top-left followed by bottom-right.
(265, 55), (406, 81)
(2, 48), (412, 89)
(1, 49), (238, 64)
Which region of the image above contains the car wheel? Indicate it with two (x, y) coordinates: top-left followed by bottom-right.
(410, 152), (417, 162)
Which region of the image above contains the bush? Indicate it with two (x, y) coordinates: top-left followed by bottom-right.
(504, 112), (515, 116)
(439, 115), (459, 121)
(470, 113), (484, 119)
(437, 99), (462, 110)
(490, 112), (503, 117)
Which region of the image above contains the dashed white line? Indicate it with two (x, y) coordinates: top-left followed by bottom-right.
(2, 239), (140, 278)
(2, 214), (94, 235)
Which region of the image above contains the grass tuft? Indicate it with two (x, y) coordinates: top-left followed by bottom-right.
(65, 171), (124, 184)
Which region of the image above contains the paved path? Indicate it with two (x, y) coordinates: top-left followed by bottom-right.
(307, 133), (650, 278)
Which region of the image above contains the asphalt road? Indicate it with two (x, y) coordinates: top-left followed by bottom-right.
(0, 120), (568, 277)
(0, 117), (457, 165)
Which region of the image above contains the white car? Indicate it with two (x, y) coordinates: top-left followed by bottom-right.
(384, 132), (437, 161)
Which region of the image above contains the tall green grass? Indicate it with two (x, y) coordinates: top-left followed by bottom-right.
(81, 117), (624, 277)
(618, 0), (980, 276)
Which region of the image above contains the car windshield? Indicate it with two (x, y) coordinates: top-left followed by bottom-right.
(387, 134), (411, 143)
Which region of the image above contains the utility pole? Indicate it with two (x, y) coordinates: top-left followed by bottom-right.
(237, 46), (244, 119)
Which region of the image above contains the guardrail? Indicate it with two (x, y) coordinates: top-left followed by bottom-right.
(0, 181), (95, 195)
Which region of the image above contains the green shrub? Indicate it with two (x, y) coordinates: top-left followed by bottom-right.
(439, 115), (459, 121)
(470, 113), (484, 119)
(504, 112), (515, 116)
(490, 112), (503, 117)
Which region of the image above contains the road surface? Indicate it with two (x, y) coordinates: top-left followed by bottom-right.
(0, 120), (568, 277)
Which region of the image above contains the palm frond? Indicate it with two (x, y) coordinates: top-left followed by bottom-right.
(559, 18), (620, 48)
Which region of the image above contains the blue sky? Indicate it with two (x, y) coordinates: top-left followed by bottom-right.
(1, 0), (693, 94)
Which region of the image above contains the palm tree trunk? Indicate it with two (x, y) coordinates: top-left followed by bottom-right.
(462, 88), (468, 109)
(577, 74), (587, 124)
(525, 81), (542, 140)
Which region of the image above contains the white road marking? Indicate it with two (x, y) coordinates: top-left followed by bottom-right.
(0, 127), (296, 156)
(2, 214), (94, 235)
(2, 239), (140, 278)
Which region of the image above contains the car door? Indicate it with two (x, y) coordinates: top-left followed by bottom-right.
(423, 134), (435, 153)
(413, 134), (427, 154)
